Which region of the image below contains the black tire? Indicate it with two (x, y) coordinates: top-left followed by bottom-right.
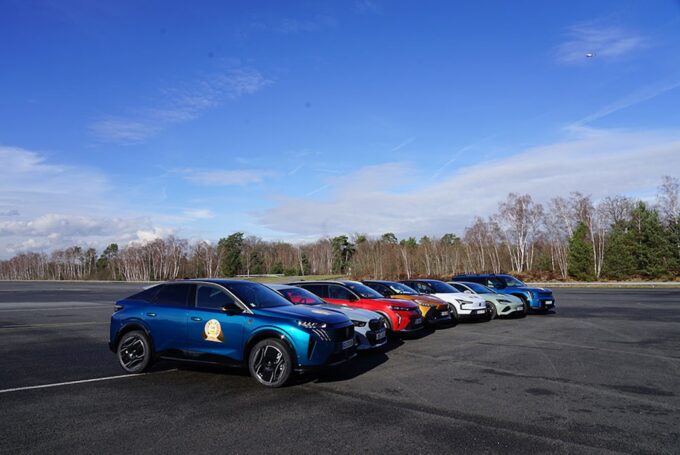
(486, 302), (497, 320)
(449, 304), (459, 322)
(519, 295), (529, 316)
(117, 330), (152, 374)
(248, 339), (292, 388)
(378, 313), (393, 331)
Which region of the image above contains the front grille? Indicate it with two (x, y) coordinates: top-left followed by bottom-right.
(368, 318), (383, 331)
(326, 325), (355, 342)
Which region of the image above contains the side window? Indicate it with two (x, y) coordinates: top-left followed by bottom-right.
(153, 283), (192, 307)
(127, 285), (161, 302)
(371, 283), (390, 296)
(485, 279), (496, 288)
(411, 282), (428, 293)
(299, 284), (329, 299)
(451, 284), (466, 292)
(329, 285), (353, 300)
(196, 284), (237, 310)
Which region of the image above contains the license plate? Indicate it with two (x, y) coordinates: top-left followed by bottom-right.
(475, 310), (484, 314)
(414, 318), (423, 325)
(440, 311), (449, 316)
(342, 339), (354, 350)
(375, 329), (386, 340)
(545, 300), (553, 305)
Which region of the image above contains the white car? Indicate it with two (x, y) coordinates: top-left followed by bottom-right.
(267, 284), (388, 350)
(399, 279), (489, 321)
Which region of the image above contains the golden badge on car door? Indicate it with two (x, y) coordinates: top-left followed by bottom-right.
(203, 319), (224, 342)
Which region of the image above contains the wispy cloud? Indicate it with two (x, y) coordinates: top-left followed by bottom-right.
(571, 78), (680, 127)
(390, 137), (415, 152)
(258, 128), (680, 238)
(89, 67), (273, 144)
(178, 168), (274, 186)
(183, 209), (215, 220)
(555, 24), (646, 65)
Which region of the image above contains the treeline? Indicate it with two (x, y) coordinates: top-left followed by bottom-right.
(1, 176), (679, 282)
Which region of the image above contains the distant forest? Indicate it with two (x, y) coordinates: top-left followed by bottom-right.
(2, 176), (679, 282)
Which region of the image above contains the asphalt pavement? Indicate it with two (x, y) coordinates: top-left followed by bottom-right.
(0, 282), (679, 454)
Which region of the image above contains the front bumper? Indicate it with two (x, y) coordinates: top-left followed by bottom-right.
(458, 306), (490, 319)
(529, 297), (556, 310)
(356, 327), (388, 350)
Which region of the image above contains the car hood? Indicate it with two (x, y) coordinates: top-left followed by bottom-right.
(503, 286), (552, 294)
(318, 303), (380, 321)
(482, 293), (522, 303)
(375, 297), (418, 308)
(432, 292), (485, 304)
(255, 305), (350, 324)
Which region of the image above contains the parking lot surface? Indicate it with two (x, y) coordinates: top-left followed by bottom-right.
(0, 282), (678, 454)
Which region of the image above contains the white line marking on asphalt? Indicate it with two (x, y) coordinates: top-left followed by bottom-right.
(0, 306), (109, 312)
(0, 322), (108, 329)
(0, 370), (176, 394)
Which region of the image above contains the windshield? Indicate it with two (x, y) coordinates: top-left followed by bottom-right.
(427, 281), (459, 293)
(278, 287), (324, 306)
(223, 282), (292, 309)
(462, 282), (496, 294)
(491, 276), (526, 288)
(343, 282), (383, 299)
(386, 282), (418, 295)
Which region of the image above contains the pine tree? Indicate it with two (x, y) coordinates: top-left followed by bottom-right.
(568, 221), (594, 281)
(217, 232), (244, 277)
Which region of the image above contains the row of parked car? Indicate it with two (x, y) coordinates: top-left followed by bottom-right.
(109, 274), (556, 387)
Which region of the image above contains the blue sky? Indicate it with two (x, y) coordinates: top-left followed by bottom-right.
(1, 0), (680, 256)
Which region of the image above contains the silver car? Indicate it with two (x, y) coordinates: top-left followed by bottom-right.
(268, 284), (387, 351)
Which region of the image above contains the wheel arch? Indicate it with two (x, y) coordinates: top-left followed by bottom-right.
(112, 321), (154, 353)
(244, 328), (298, 365)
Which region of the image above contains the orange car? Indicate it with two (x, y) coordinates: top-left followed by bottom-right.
(362, 280), (451, 325)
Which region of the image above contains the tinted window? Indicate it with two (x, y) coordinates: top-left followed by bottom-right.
(329, 285), (354, 300)
(223, 282), (292, 309)
(153, 284), (192, 307)
(364, 282), (390, 296)
(461, 282), (495, 294)
(298, 284), (329, 299)
(196, 284), (237, 310)
(279, 287), (324, 305)
(342, 282), (382, 298)
(450, 283), (467, 292)
(407, 281), (432, 294)
(127, 285), (161, 302)
(385, 282), (418, 295)
(427, 281), (458, 293)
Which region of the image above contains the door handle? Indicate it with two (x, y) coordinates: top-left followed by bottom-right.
(191, 316), (203, 322)
(146, 312), (157, 317)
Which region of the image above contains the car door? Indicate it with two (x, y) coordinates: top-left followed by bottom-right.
(326, 285), (359, 307)
(146, 283), (191, 353)
(185, 283), (247, 362)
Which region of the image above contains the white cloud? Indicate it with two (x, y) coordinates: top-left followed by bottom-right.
(89, 67), (272, 144)
(555, 24), (646, 65)
(183, 209), (215, 220)
(179, 168), (274, 186)
(257, 128), (680, 238)
(0, 146), (171, 257)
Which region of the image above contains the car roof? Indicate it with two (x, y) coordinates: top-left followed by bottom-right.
(184, 278), (261, 285)
(287, 280), (346, 286)
(362, 279), (398, 284)
(265, 283), (294, 290)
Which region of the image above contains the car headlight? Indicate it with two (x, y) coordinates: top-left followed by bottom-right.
(298, 320), (327, 329)
(388, 305), (414, 311)
(455, 299), (473, 306)
(414, 299), (436, 307)
(526, 291), (533, 298)
(497, 299), (510, 304)
(351, 320), (366, 327)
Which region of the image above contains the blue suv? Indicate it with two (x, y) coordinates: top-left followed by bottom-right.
(109, 280), (356, 387)
(451, 274), (555, 313)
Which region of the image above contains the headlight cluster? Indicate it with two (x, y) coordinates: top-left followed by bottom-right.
(352, 320), (366, 327)
(297, 320), (327, 329)
(497, 299), (511, 304)
(388, 305), (413, 311)
(455, 299), (473, 306)
(526, 291), (534, 298)
(414, 300), (436, 307)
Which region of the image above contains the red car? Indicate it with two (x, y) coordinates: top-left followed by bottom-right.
(288, 280), (424, 333)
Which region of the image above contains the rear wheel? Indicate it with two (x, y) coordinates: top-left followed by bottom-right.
(248, 339), (292, 388)
(117, 330), (152, 374)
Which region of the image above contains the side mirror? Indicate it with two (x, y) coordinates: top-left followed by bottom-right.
(222, 304), (243, 315)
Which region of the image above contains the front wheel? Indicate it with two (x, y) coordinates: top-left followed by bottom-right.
(486, 302), (497, 320)
(117, 330), (152, 373)
(248, 339), (292, 388)
(449, 304), (459, 322)
(519, 296), (529, 316)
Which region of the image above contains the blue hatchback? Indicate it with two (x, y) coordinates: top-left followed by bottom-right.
(109, 279), (356, 387)
(451, 274), (556, 312)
